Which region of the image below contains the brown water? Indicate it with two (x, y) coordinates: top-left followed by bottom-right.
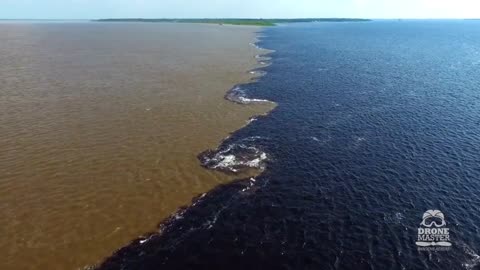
(0, 22), (272, 270)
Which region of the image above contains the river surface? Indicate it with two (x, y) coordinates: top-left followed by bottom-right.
(98, 20), (480, 270)
(0, 22), (271, 270)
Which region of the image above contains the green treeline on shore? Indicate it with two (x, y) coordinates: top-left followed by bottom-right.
(94, 18), (371, 26)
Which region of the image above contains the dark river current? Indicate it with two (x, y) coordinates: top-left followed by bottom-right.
(98, 21), (480, 270)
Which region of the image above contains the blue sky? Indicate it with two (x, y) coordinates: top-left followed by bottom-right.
(1, 0), (479, 19)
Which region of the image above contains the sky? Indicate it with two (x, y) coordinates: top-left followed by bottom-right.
(1, 0), (479, 20)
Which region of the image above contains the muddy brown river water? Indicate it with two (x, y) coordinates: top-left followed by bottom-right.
(0, 22), (272, 270)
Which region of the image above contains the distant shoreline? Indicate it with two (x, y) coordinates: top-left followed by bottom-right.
(93, 18), (372, 26)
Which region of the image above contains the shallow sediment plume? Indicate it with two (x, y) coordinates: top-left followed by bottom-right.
(0, 22), (274, 270)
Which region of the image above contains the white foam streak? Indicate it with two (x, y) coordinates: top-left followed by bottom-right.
(202, 142), (269, 173)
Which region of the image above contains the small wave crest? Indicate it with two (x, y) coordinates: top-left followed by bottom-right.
(255, 54), (272, 61)
(198, 142), (268, 174)
(460, 242), (480, 270)
(249, 42), (263, 50)
(249, 69), (267, 77)
(225, 85), (271, 104)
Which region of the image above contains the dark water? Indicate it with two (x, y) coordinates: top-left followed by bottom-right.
(98, 21), (480, 270)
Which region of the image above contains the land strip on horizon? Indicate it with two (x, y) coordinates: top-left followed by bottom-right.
(94, 18), (371, 26)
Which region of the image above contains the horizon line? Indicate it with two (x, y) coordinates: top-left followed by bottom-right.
(1, 17), (479, 21)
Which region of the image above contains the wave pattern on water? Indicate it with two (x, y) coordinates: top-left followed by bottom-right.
(198, 139), (268, 174)
(96, 21), (480, 270)
(225, 85), (271, 104)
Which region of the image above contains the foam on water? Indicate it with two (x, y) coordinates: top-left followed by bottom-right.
(255, 54), (272, 61)
(246, 117), (258, 125)
(224, 85), (271, 105)
(461, 243), (480, 270)
(249, 69), (267, 77)
(249, 42), (262, 50)
(198, 142), (269, 174)
(95, 21), (480, 270)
